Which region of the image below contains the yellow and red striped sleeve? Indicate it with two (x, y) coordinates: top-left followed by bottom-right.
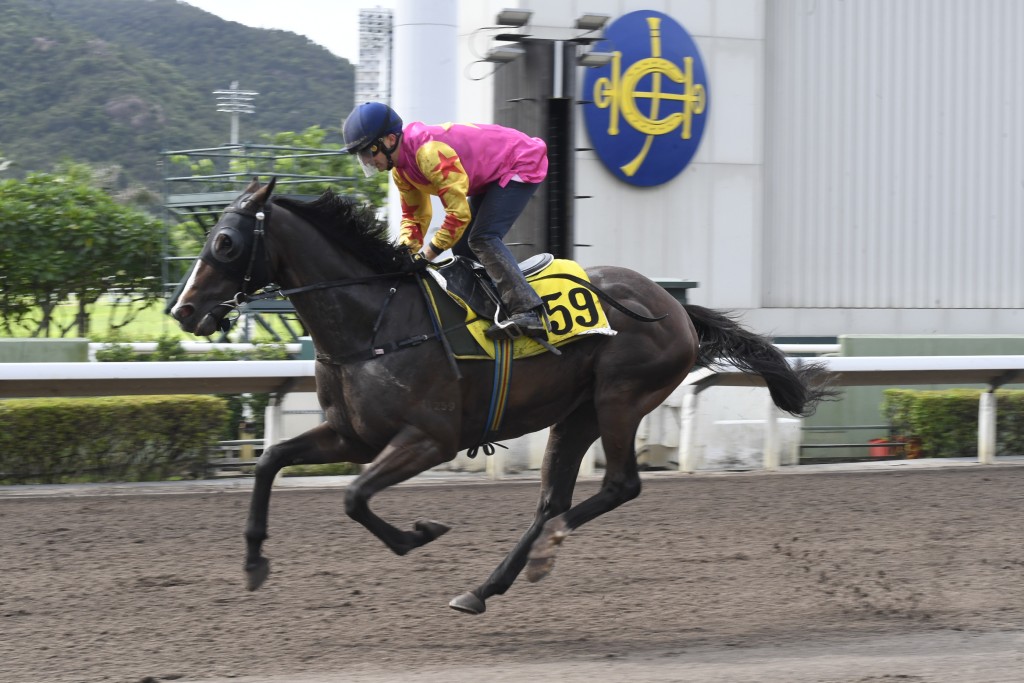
(392, 167), (432, 251)
(416, 141), (471, 251)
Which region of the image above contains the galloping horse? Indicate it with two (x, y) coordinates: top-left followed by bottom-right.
(170, 178), (832, 615)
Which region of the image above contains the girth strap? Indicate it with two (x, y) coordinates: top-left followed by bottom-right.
(466, 338), (514, 458)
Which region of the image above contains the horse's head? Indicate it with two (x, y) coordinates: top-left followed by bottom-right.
(170, 177), (277, 336)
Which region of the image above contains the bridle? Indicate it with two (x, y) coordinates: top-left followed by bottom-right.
(196, 199), (273, 328)
(199, 197), (415, 328)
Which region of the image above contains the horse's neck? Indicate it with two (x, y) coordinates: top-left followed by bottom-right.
(269, 232), (420, 359)
(298, 280), (426, 363)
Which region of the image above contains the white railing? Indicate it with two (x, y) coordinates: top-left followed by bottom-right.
(3, 355), (1023, 475)
(679, 355), (1024, 472)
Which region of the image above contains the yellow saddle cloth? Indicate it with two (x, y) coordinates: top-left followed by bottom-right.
(424, 258), (616, 360)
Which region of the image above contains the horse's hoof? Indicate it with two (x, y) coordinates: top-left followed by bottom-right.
(244, 557), (270, 591)
(448, 591), (486, 615)
(415, 519), (451, 543)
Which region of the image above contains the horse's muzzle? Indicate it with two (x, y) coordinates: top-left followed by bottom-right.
(171, 303), (219, 336)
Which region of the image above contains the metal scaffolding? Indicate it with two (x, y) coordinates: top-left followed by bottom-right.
(162, 142), (357, 342)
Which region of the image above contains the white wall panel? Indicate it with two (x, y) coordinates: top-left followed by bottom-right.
(708, 37), (764, 164)
(764, 0), (1024, 309)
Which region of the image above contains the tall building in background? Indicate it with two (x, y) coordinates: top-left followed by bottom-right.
(356, 7), (393, 104)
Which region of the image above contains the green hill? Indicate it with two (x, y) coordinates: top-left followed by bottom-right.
(0, 0), (355, 187)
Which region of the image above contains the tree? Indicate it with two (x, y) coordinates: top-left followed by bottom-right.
(0, 171), (165, 336)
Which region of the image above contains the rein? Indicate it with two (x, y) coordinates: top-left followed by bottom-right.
(238, 271), (410, 304)
(210, 200), (463, 371)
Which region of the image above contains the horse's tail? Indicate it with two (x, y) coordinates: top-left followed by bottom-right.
(683, 304), (838, 417)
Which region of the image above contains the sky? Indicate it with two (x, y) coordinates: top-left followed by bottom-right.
(180, 0), (396, 64)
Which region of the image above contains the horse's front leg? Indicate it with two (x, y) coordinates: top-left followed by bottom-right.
(245, 422), (372, 591)
(448, 405), (598, 615)
(343, 427), (455, 556)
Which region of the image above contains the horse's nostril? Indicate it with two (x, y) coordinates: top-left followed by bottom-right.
(173, 304), (195, 321)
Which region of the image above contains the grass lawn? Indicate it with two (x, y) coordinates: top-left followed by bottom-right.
(5, 298), (303, 343)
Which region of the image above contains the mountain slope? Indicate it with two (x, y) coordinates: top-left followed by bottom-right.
(55, 0), (356, 136)
(0, 0), (355, 186)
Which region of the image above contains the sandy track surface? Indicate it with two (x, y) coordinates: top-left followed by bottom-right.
(2, 465), (1023, 683)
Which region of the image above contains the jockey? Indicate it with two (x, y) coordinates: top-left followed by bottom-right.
(342, 101), (549, 340)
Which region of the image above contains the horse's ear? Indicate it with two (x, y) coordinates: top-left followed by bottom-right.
(249, 176), (277, 207)
(242, 177), (261, 194)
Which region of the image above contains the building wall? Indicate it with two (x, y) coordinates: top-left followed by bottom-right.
(457, 0), (767, 309)
(749, 0), (1024, 336)
(444, 1), (1024, 337)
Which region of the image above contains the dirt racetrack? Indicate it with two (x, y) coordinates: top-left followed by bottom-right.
(2, 464), (1024, 683)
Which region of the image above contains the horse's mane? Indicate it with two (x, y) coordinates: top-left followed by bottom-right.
(274, 191), (407, 273)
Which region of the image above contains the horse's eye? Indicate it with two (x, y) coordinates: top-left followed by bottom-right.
(211, 229), (242, 262)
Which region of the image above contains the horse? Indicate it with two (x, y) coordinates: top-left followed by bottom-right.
(170, 177), (834, 615)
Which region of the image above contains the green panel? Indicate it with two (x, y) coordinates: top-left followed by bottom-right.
(841, 335), (1024, 357)
(655, 279), (700, 306)
(0, 339), (89, 363)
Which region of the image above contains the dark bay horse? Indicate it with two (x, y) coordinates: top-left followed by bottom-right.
(170, 178), (832, 615)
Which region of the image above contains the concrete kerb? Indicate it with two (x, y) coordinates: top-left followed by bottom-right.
(3, 456), (1024, 499)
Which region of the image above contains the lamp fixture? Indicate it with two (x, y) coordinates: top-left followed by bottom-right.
(484, 44), (526, 63)
(496, 8), (532, 27)
(575, 13), (610, 31)
(577, 51), (614, 67)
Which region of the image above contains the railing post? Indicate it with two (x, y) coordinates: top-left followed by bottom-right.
(579, 445), (596, 477)
(678, 388), (699, 472)
(978, 390), (997, 464)
(263, 394), (282, 450)
(486, 445), (505, 479)
(763, 393), (780, 471)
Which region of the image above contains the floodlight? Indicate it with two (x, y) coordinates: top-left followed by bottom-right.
(496, 8), (532, 27)
(575, 13), (610, 31)
(484, 45), (526, 63)
(578, 51), (614, 67)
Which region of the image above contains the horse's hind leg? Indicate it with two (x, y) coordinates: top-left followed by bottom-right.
(525, 398), (649, 584)
(245, 422), (372, 591)
(449, 405), (599, 615)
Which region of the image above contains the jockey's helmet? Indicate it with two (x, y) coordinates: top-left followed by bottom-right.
(343, 102), (403, 154)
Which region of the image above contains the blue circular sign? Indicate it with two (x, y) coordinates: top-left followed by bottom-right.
(581, 11), (709, 187)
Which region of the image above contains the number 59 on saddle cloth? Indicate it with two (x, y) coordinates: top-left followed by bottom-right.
(421, 255), (617, 361)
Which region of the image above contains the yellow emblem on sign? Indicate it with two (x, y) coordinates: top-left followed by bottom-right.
(592, 17), (707, 177)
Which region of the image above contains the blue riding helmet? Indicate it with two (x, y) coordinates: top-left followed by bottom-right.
(342, 102), (403, 154)
(343, 102), (403, 177)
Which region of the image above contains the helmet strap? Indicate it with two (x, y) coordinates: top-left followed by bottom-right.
(381, 133), (401, 171)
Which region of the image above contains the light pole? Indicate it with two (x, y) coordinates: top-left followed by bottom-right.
(213, 81), (258, 145)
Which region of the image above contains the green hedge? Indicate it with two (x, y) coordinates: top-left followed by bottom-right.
(95, 338), (292, 439)
(0, 395), (229, 484)
(882, 388), (1024, 458)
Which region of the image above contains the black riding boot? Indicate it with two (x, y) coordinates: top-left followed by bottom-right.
(471, 240), (547, 339)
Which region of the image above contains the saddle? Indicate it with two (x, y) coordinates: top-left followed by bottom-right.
(431, 253), (554, 323)
(421, 254), (615, 361)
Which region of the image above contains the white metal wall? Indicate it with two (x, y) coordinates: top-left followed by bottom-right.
(764, 0), (1024, 310)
